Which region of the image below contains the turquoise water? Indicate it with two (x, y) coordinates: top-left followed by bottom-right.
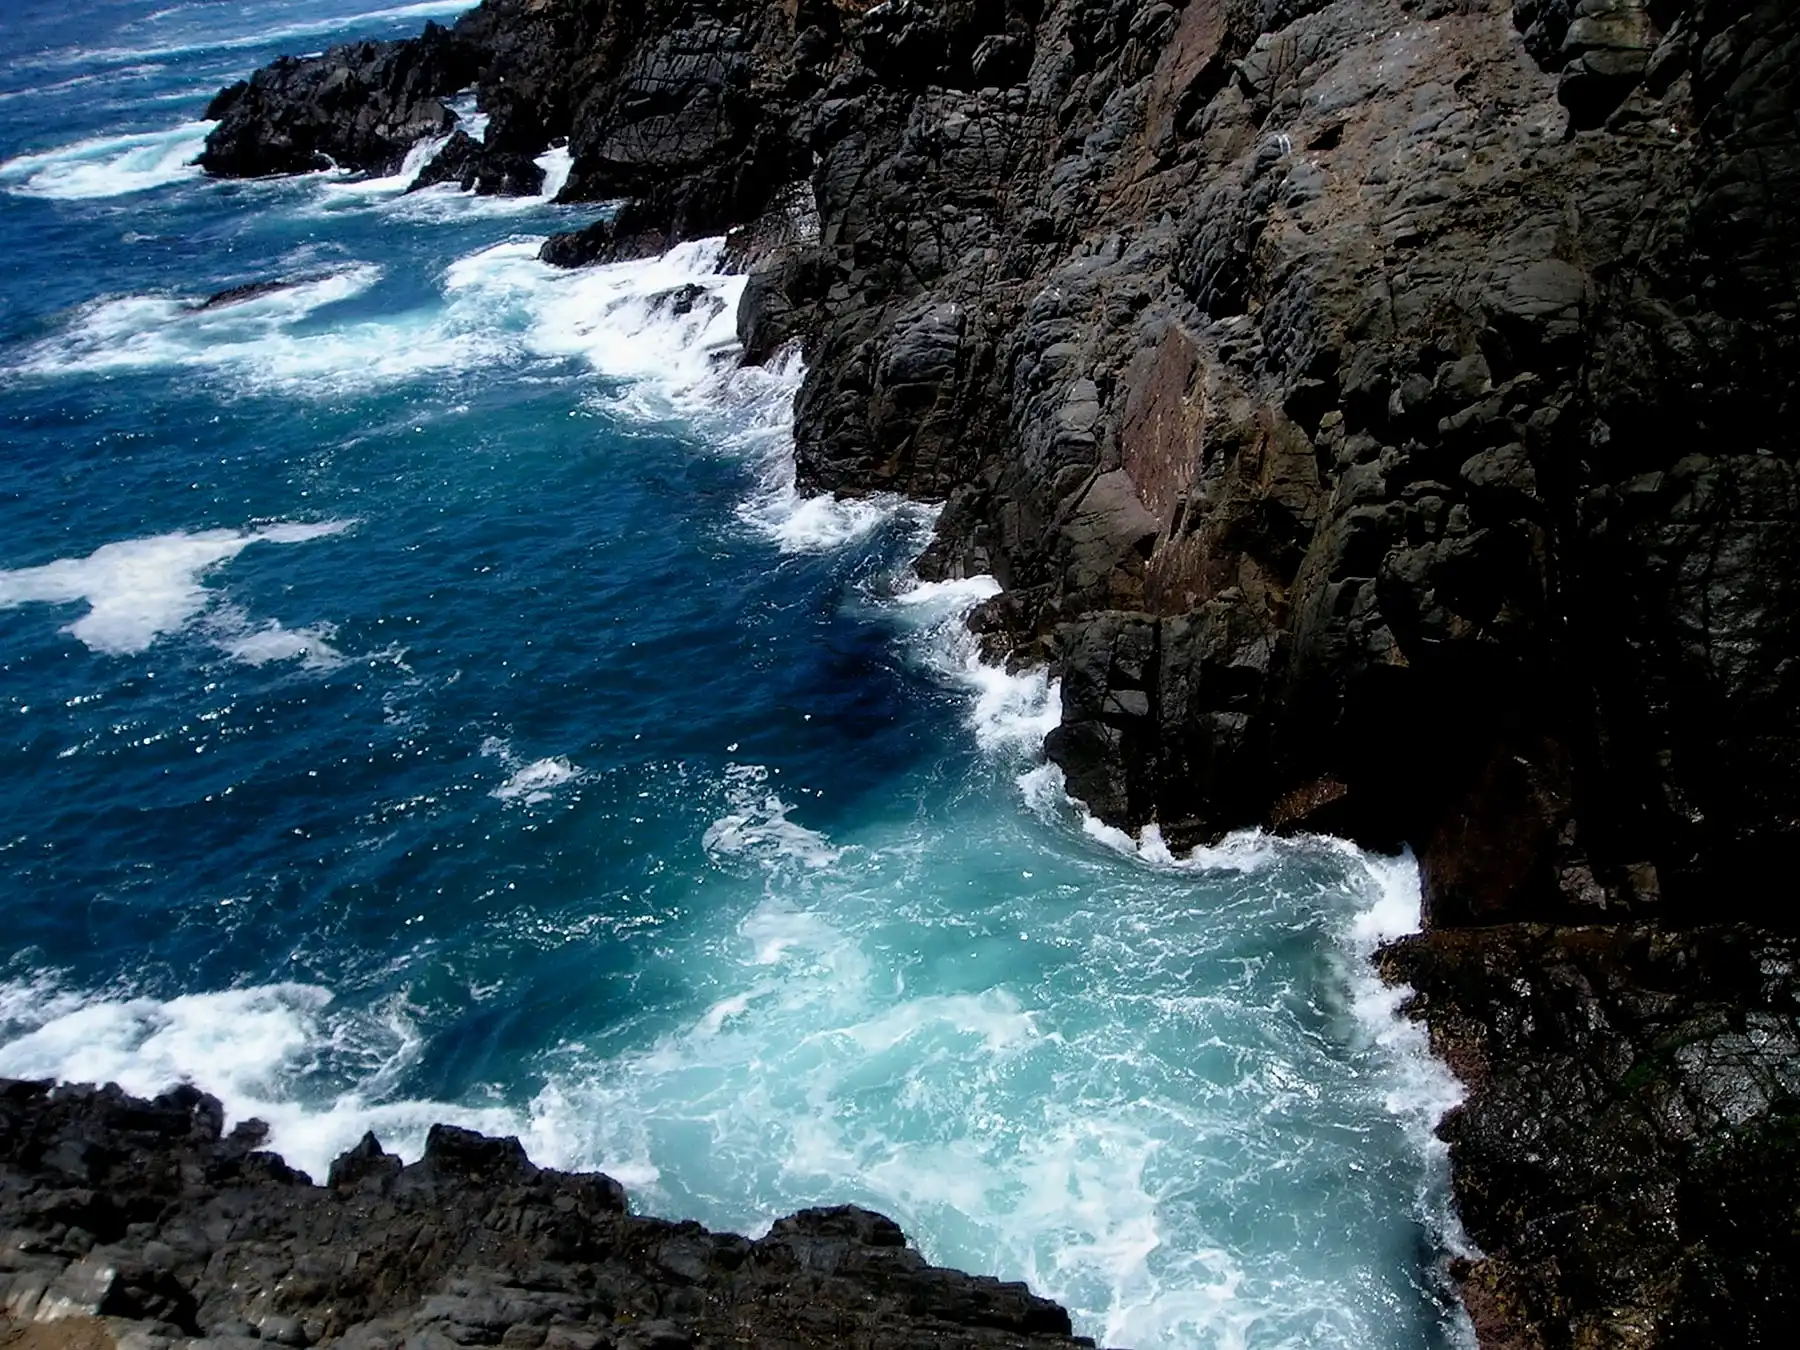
(0, 4), (1471, 1346)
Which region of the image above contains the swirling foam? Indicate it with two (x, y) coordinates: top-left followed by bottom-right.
(6, 266), (428, 391)
(887, 573), (1064, 753)
(702, 764), (843, 871)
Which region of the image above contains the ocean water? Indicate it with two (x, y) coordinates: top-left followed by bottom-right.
(0, 4), (1472, 1347)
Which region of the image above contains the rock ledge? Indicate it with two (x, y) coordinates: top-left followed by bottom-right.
(0, 1080), (1092, 1350)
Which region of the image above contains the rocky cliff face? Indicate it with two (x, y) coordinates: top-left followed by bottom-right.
(0, 1081), (1089, 1350)
(212, 0), (1800, 930)
(192, 2), (1800, 1347)
(758, 0), (1799, 934)
(1382, 924), (1800, 1348)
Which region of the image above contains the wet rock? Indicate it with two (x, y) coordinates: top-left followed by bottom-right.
(408, 131), (545, 197)
(1381, 924), (1800, 1349)
(190, 280), (303, 310)
(536, 203), (678, 269)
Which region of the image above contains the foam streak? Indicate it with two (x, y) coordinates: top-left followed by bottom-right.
(0, 520), (351, 654)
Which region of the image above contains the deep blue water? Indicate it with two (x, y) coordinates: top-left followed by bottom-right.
(0, 4), (1472, 1347)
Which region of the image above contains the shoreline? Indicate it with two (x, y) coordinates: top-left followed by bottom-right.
(7, 0), (1799, 1344)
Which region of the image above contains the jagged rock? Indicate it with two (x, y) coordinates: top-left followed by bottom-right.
(0, 1081), (1091, 1350)
(409, 130), (545, 197)
(1381, 924), (1800, 1349)
(199, 24), (476, 177)
(536, 202), (679, 269)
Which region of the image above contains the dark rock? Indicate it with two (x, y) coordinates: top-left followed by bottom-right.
(648, 285), (713, 320)
(409, 130), (545, 197)
(187, 276), (357, 313)
(0, 1081), (1092, 1350)
(537, 202), (676, 269)
(419, 1124), (534, 1181)
(611, 1324), (689, 1350)
(1381, 924), (1800, 1349)
(192, 280), (301, 311)
(327, 1131), (400, 1192)
(199, 24), (477, 177)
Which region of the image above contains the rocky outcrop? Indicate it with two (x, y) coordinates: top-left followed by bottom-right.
(751, 0), (1800, 933)
(199, 24), (477, 177)
(318, 0), (1796, 930)
(1381, 924), (1800, 1349)
(198, 5), (1800, 922)
(0, 1080), (1090, 1350)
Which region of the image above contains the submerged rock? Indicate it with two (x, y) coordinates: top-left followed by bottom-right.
(0, 1080), (1092, 1350)
(190, 279), (304, 310)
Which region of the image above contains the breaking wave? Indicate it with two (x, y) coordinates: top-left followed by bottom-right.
(0, 120), (211, 199)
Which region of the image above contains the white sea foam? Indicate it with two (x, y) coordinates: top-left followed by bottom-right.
(0, 977), (515, 1183)
(501, 857), (1284, 1349)
(315, 131), (450, 201)
(536, 145), (572, 201)
(0, 969), (93, 1038)
(1010, 764), (1468, 1233)
(16, 231), (745, 395)
(492, 757), (581, 803)
(437, 229), (905, 552)
(0, 520), (351, 655)
(214, 617), (345, 669)
(371, 144), (577, 224)
(443, 237), (748, 406)
(8, 264), (425, 391)
(481, 737), (584, 804)
(1335, 848), (1481, 1282)
(446, 92), (489, 142)
(8, 257), (538, 397)
(702, 764), (842, 870)
(885, 572), (1064, 754)
(726, 345), (907, 554)
(0, 121), (211, 199)
(1080, 811), (1287, 875)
